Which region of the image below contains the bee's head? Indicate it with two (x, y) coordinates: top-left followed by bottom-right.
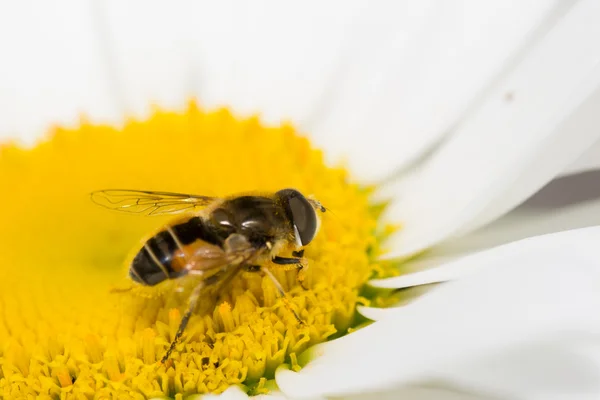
(276, 188), (325, 247)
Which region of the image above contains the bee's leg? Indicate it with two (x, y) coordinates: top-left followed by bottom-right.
(160, 280), (206, 365)
(292, 250), (307, 287)
(260, 266), (305, 326)
(272, 254), (308, 290)
(292, 249), (304, 258)
(161, 268), (240, 365)
(272, 256), (302, 265)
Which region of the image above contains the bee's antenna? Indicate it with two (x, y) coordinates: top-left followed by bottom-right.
(308, 198), (336, 218)
(322, 205), (337, 217)
(318, 203), (341, 222)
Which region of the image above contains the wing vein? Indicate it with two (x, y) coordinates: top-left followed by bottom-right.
(90, 189), (217, 216)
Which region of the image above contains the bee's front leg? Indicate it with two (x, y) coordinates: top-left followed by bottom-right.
(260, 266), (305, 326)
(243, 264), (302, 321)
(292, 249), (304, 258)
(272, 253), (309, 290)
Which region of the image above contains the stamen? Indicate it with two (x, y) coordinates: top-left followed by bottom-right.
(216, 302), (236, 332)
(142, 328), (156, 364)
(54, 366), (73, 388)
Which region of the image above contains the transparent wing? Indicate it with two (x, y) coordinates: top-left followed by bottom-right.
(90, 189), (217, 216)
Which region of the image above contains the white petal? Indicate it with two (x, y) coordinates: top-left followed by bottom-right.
(449, 172), (600, 253)
(357, 305), (400, 321)
(94, 0), (195, 118)
(0, 1), (570, 184)
(363, 302), (600, 397)
(431, 341), (600, 400)
(369, 262), (475, 289)
(383, 0), (600, 258)
(376, 169), (600, 291)
(370, 174), (600, 289)
(0, 1), (120, 143)
(337, 385), (496, 400)
(187, 385), (249, 399)
(252, 393), (288, 400)
(309, 0), (563, 181)
(276, 227), (600, 398)
(186, 0), (364, 125)
(253, 391), (325, 400)
(561, 138), (600, 177)
(183, 0), (562, 182)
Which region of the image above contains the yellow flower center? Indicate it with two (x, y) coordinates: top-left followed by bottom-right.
(0, 103), (396, 398)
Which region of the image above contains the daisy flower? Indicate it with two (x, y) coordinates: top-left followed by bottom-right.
(2, 1), (600, 399)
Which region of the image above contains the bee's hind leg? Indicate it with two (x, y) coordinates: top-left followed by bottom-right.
(161, 268), (240, 365)
(160, 280), (206, 365)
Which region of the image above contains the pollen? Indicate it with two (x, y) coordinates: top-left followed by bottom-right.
(0, 102), (396, 398)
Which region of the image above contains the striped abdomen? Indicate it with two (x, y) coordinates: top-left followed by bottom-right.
(129, 216), (220, 286)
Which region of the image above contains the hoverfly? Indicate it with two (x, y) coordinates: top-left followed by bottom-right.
(91, 188), (326, 363)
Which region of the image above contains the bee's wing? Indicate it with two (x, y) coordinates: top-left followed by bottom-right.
(90, 189), (217, 216)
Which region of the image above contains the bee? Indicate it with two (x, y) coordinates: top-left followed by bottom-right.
(91, 188), (326, 363)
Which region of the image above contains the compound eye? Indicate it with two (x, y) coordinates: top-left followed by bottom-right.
(279, 189), (318, 246)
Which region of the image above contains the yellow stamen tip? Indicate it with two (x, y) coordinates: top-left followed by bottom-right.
(216, 302), (236, 332)
(53, 366), (73, 388)
(84, 334), (104, 364)
(141, 328), (157, 365)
